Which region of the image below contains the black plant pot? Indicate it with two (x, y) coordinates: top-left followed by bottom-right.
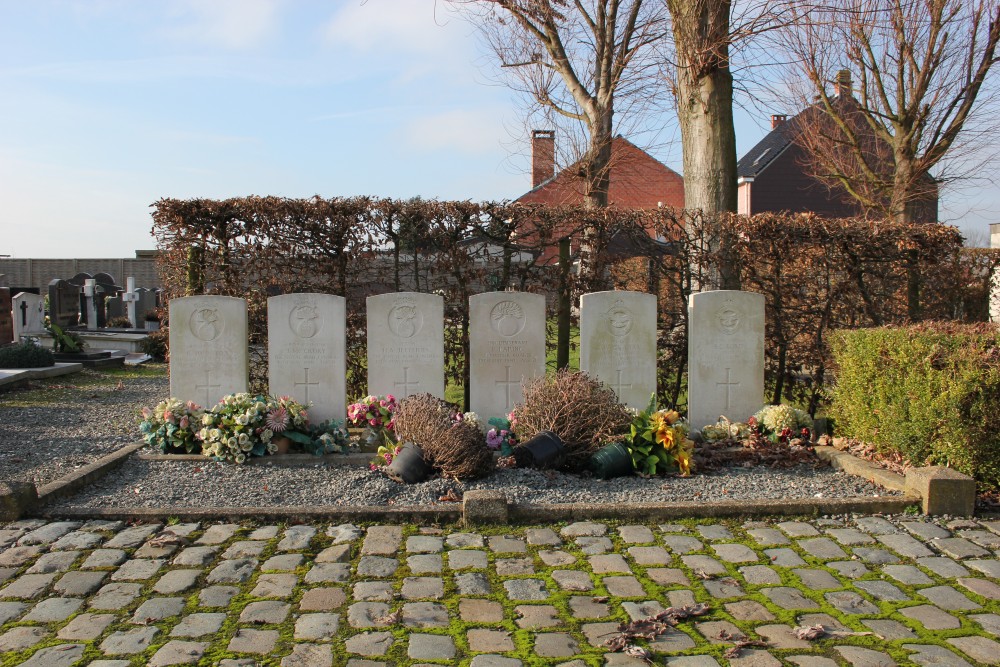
(589, 442), (634, 480)
(385, 442), (430, 484)
(513, 431), (566, 469)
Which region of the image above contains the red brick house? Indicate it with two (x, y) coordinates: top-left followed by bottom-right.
(737, 72), (938, 222)
(518, 130), (685, 210)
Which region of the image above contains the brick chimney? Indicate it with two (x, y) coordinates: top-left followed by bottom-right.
(531, 129), (555, 188)
(770, 114), (787, 129)
(835, 69), (853, 98)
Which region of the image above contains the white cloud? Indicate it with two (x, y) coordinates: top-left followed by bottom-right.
(324, 0), (459, 55)
(402, 108), (507, 155)
(162, 0), (283, 50)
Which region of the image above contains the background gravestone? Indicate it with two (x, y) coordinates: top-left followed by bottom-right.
(12, 292), (45, 341)
(135, 288), (158, 324)
(104, 294), (125, 322)
(92, 273), (120, 327)
(367, 292), (445, 400)
(268, 293), (346, 423)
(580, 290), (657, 410)
(469, 291), (546, 419)
(0, 288), (12, 344)
(169, 296), (249, 408)
(47, 279), (80, 329)
(687, 290), (765, 431)
(67, 273), (93, 326)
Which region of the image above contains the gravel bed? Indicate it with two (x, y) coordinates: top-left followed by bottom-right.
(44, 455), (901, 510)
(0, 368), (167, 487)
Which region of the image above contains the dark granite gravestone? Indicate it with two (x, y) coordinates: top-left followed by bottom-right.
(0, 288), (13, 343)
(135, 288), (158, 324)
(92, 273), (121, 328)
(104, 294), (125, 323)
(67, 273), (93, 326)
(48, 279), (81, 328)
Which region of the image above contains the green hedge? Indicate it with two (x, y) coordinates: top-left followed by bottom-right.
(830, 323), (1000, 489)
(0, 342), (55, 369)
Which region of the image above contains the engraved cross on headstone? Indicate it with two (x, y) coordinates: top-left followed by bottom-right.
(19, 301), (27, 327)
(609, 369), (633, 397)
(495, 365), (520, 411)
(394, 366), (420, 396)
(294, 367), (320, 403)
(195, 370), (221, 408)
(716, 367), (740, 411)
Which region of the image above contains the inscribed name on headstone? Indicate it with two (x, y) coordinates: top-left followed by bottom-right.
(470, 292), (546, 419)
(268, 293), (346, 423)
(169, 296), (248, 408)
(0, 288), (12, 344)
(47, 279), (80, 329)
(367, 292), (444, 399)
(12, 292), (44, 341)
(580, 290), (657, 410)
(687, 290), (765, 431)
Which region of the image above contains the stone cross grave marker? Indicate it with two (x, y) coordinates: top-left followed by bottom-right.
(0, 288), (12, 344)
(122, 277), (139, 327)
(169, 296), (248, 408)
(82, 279), (98, 329)
(12, 292), (44, 341)
(367, 292), (445, 399)
(268, 293), (346, 423)
(687, 290), (765, 431)
(470, 292), (546, 419)
(580, 290), (657, 410)
(47, 279), (80, 329)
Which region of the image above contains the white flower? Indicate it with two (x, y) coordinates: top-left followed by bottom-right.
(261, 429), (274, 442)
(236, 414), (249, 425)
(227, 436), (238, 448)
(267, 443), (277, 454)
(235, 453), (246, 463)
(201, 414), (213, 426)
(241, 441), (253, 452)
(238, 433), (249, 445)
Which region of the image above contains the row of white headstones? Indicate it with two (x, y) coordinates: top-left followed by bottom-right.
(169, 289), (764, 431)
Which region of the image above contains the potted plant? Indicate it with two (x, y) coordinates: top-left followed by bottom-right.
(347, 394), (398, 450)
(621, 396), (694, 476)
(144, 310), (162, 331)
(261, 395), (311, 454)
(196, 393), (302, 463)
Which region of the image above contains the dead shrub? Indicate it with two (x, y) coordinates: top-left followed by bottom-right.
(393, 393), (492, 480)
(512, 370), (632, 470)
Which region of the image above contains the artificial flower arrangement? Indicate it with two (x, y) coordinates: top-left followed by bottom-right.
(197, 393), (308, 464)
(623, 397), (694, 476)
(751, 404), (813, 444)
(486, 414), (518, 456)
(139, 398), (204, 454)
(348, 394), (399, 467)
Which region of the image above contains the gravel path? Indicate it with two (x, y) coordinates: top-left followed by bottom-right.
(44, 455), (900, 510)
(0, 367), (167, 487)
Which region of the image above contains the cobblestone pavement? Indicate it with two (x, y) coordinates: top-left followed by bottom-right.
(2, 516), (1000, 666)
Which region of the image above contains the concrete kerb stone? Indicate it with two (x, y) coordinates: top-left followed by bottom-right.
(906, 466), (977, 517)
(36, 438), (921, 524)
(138, 452), (373, 468)
(463, 490), (508, 526)
(0, 481), (38, 521)
(814, 445), (907, 492)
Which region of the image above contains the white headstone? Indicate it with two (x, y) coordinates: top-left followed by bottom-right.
(991, 223), (1000, 324)
(470, 292), (546, 419)
(83, 279), (97, 330)
(12, 292), (45, 341)
(122, 276), (139, 327)
(268, 293), (346, 423)
(688, 290), (765, 431)
(580, 290), (657, 410)
(367, 292), (445, 399)
(169, 296), (249, 408)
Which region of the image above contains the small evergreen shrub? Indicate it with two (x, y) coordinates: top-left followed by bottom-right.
(140, 327), (168, 361)
(0, 342), (55, 369)
(830, 323), (1000, 489)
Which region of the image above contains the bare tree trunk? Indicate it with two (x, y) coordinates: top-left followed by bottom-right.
(667, 0), (740, 290)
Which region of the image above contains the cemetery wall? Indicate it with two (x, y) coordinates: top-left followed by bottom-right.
(150, 196), (999, 413)
(0, 256), (160, 294)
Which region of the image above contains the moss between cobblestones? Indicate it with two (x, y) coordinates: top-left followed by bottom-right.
(1, 517), (998, 665)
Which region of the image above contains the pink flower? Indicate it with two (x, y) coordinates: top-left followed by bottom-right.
(379, 399), (388, 407)
(179, 416), (189, 429)
(369, 418), (378, 427)
(369, 463), (377, 471)
(163, 410), (175, 424)
(383, 452), (392, 463)
(141, 407), (152, 419)
(386, 394), (396, 403)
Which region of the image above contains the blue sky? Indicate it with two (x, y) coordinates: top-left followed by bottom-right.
(1, 0), (995, 258)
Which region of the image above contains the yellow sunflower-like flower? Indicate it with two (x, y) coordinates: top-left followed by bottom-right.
(655, 423), (676, 451)
(675, 438), (695, 476)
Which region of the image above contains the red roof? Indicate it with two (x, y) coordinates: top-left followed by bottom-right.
(516, 136), (684, 209)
